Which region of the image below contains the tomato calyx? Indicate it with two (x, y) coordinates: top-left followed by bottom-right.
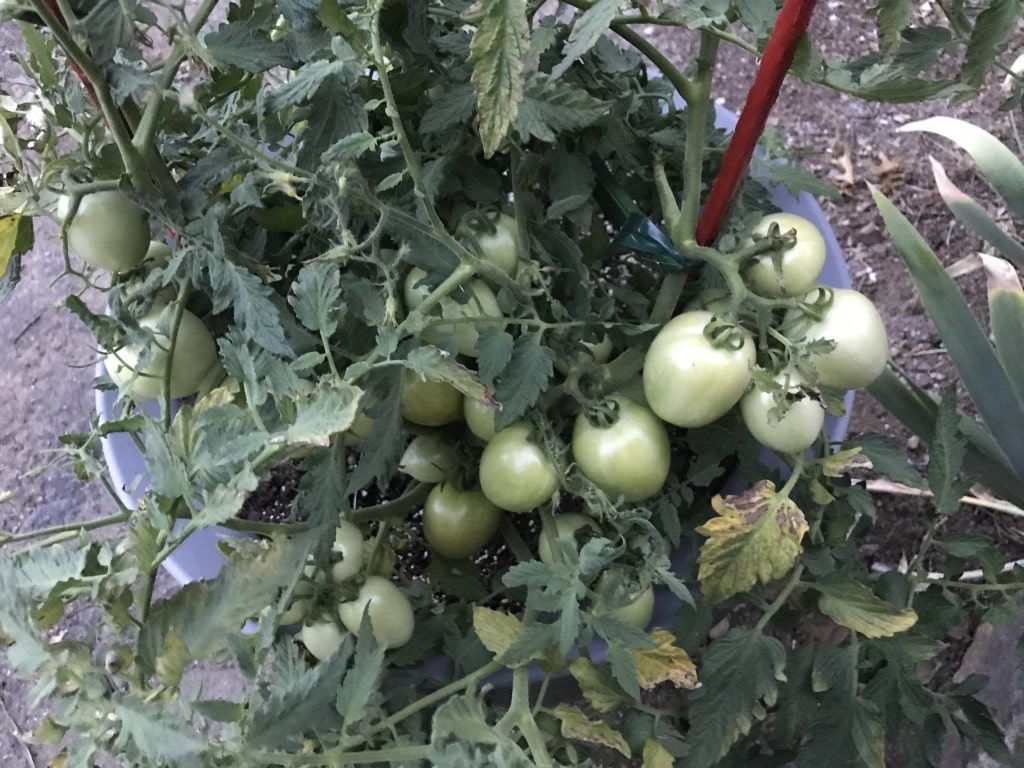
(703, 315), (752, 352)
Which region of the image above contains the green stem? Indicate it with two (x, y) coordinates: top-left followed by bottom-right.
(509, 667), (555, 767)
(0, 510), (131, 548)
(610, 23), (696, 105)
(250, 744), (430, 766)
(904, 517), (944, 606)
(673, 31), (720, 247)
(29, 0), (153, 193)
(754, 562), (805, 633)
(369, 0), (444, 232)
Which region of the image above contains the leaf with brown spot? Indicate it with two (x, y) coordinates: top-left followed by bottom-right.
(627, 628), (700, 690)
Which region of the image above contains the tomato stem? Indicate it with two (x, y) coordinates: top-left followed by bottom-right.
(695, 0), (819, 246)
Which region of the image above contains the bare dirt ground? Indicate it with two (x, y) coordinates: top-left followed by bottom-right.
(2, 6), (1024, 766)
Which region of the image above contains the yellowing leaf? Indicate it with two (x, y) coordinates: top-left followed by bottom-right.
(696, 480), (808, 603)
(466, 0), (530, 157)
(643, 738), (675, 768)
(552, 704), (630, 758)
(473, 606), (524, 664)
(627, 628), (700, 691)
(569, 657), (628, 713)
(0, 208), (33, 280)
(821, 447), (872, 478)
(815, 575), (918, 638)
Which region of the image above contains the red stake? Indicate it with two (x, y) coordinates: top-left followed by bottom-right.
(695, 0), (818, 246)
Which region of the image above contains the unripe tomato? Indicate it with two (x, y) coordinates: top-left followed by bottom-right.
(143, 240), (172, 266)
(554, 334), (614, 375)
(740, 371), (825, 454)
(422, 483), (502, 559)
(343, 399), (377, 446)
(402, 267), (503, 357)
(743, 213), (826, 298)
(479, 422), (560, 513)
(298, 620), (347, 661)
(463, 397), (498, 442)
(784, 287), (889, 389)
(537, 512), (600, 564)
(571, 396), (670, 503)
(458, 212), (521, 277)
(401, 371), (463, 426)
(58, 190), (150, 273)
(642, 311), (755, 428)
(337, 576), (415, 650)
(330, 521), (366, 583)
(608, 585), (656, 629)
(399, 435), (457, 483)
(103, 307), (219, 400)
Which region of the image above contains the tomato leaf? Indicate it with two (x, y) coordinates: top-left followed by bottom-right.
(569, 657), (630, 713)
(927, 388), (973, 517)
(871, 0), (912, 60)
(960, 0), (1021, 96)
(514, 73), (610, 146)
(695, 480), (809, 603)
(814, 574), (918, 639)
(0, 208), (31, 299)
(493, 332), (554, 429)
(626, 628), (700, 690)
(466, 0), (531, 158)
(550, 0), (623, 80)
(553, 703), (631, 758)
(203, 22), (297, 73)
(429, 692), (534, 766)
(475, 326), (515, 386)
(473, 606), (526, 665)
(643, 739), (675, 768)
(289, 261), (342, 335)
(685, 629), (787, 768)
(112, 700), (206, 761)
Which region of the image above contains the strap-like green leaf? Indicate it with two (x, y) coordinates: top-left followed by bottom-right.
(900, 117), (1024, 220)
(930, 157), (1024, 270)
(873, 186), (1024, 478)
(983, 254), (1024, 409)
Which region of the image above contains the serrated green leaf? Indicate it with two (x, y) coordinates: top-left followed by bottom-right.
(900, 117), (1024, 220)
(466, 0), (531, 157)
(337, 628), (387, 731)
(983, 254), (1024, 408)
(928, 388), (973, 515)
(289, 261), (342, 335)
(143, 419), (192, 499)
(873, 186), (1024, 479)
(952, 695), (1013, 764)
(569, 657), (630, 713)
(606, 641), (640, 701)
(113, 700), (206, 761)
(203, 22), (296, 73)
(930, 158), (1024, 270)
(493, 332), (554, 428)
(551, 0), (623, 80)
(686, 629), (786, 768)
(553, 703), (631, 757)
(850, 434), (926, 488)
(815, 573), (918, 638)
(475, 326), (515, 386)
(278, 378), (361, 448)
(695, 480), (808, 603)
(960, 0), (1021, 94)
(873, 0), (912, 59)
(514, 73), (610, 145)
(405, 346), (489, 403)
(195, 467), (260, 529)
(420, 82), (477, 135)
(429, 691), (534, 766)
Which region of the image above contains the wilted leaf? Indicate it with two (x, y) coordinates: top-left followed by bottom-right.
(820, 446), (872, 478)
(815, 574), (917, 638)
(405, 346), (491, 404)
(696, 480), (809, 603)
(552, 704), (630, 758)
(627, 628), (700, 690)
(277, 378), (361, 448)
(569, 657), (629, 713)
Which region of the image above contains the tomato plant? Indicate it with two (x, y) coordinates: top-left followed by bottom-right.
(400, 372), (463, 426)
(743, 212), (826, 298)
(479, 422), (561, 513)
(457, 211), (520, 277)
(422, 483), (502, 559)
(58, 190), (151, 273)
(402, 267), (503, 357)
(740, 371), (825, 454)
(785, 287), (890, 389)
(462, 396), (498, 442)
(103, 305), (219, 400)
(537, 512), (601, 564)
(330, 521), (366, 583)
(337, 576), (415, 650)
(642, 310), (756, 427)
(571, 395), (671, 502)
(298, 619), (348, 662)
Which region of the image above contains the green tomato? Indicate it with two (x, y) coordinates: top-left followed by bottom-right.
(537, 512), (600, 564)
(402, 267), (503, 356)
(298, 619), (347, 661)
(399, 435), (458, 483)
(143, 240), (172, 266)
(103, 306), (219, 400)
(785, 287), (889, 389)
(642, 311), (755, 428)
(401, 371), (463, 426)
(422, 483), (502, 559)
(337, 576), (415, 650)
(744, 213), (826, 298)
(608, 585), (656, 629)
(740, 371), (825, 454)
(58, 190), (150, 273)
(554, 334), (614, 375)
(463, 397), (498, 442)
(572, 396), (670, 503)
(458, 212), (521, 277)
(479, 422), (560, 513)
(343, 399), (377, 446)
(330, 520), (366, 583)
